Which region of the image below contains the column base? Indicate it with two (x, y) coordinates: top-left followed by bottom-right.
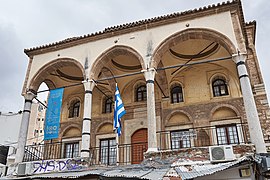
(146, 148), (158, 153)
(80, 151), (90, 158)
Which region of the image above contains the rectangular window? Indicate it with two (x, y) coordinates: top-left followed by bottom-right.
(100, 138), (116, 165)
(172, 93), (178, 103)
(105, 103), (112, 113)
(216, 125), (239, 145)
(171, 130), (191, 149)
(64, 142), (79, 158)
(213, 86), (220, 96)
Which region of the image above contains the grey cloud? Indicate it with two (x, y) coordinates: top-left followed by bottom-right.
(0, 23), (26, 112)
(0, 0), (269, 112)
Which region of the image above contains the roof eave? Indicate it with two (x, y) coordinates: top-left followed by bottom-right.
(24, 0), (242, 57)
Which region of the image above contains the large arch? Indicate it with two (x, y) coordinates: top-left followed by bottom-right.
(152, 28), (238, 69)
(89, 45), (145, 80)
(28, 58), (85, 92)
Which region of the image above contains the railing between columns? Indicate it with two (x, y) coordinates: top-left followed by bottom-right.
(23, 123), (256, 164)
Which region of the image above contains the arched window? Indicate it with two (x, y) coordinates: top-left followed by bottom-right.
(104, 97), (113, 113)
(69, 100), (80, 118)
(136, 85), (147, 101)
(171, 85), (183, 103)
(212, 79), (228, 97)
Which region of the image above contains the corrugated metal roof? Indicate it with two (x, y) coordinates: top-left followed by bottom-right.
(1, 165), (170, 180)
(171, 156), (252, 180)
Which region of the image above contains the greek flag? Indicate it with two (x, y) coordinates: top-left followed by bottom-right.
(114, 83), (126, 136)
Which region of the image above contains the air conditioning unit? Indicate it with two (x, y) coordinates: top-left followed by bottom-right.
(209, 145), (235, 162)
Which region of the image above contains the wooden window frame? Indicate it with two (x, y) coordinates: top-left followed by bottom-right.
(216, 124), (239, 145)
(64, 142), (80, 158)
(212, 79), (229, 97)
(99, 138), (117, 165)
(171, 85), (184, 103)
(69, 100), (80, 118)
(136, 85), (147, 102)
(170, 129), (191, 150)
(103, 97), (113, 113)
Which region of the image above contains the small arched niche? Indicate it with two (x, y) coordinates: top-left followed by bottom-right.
(167, 112), (191, 126)
(97, 123), (114, 134)
(212, 107), (237, 119)
(63, 127), (81, 138)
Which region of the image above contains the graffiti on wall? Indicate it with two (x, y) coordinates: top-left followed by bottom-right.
(32, 158), (87, 174)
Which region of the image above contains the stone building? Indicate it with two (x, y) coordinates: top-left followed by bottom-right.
(26, 102), (46, 146)
(3, 0), (270, 179)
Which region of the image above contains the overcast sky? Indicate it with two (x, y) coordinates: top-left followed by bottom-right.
(0, 0), (269, 112)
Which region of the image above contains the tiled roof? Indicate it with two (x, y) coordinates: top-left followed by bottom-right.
(24, 0), (241, 56)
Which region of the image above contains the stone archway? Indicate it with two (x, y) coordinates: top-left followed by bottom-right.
(152, 28), (237, 69)
(89, 45), (145, 80)
(28, 58), (85, 93)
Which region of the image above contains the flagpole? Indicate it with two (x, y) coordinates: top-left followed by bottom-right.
(114, 83), (126, 166)
(116, 133), (119, 166)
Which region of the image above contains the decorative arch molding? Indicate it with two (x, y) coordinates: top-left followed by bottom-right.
(152, 28), (237, 69)
(66, 96), (82, 106)
(43, 79), (56, 90)
(67, 96), (82, 112)
(60, 124), (81, 138)
(133, 79), (146, 90)
(169, 80), (185, 89)
(165, 110), (192, 126)
(61, 95), (83, 120)
(119, 77), (145, 104)
(96, 122), (114, 134)
(210, 104), (240, 120)
(90, 45), (145, 80)
(28, 58), (85, 92)
(209, 72), (230, 85)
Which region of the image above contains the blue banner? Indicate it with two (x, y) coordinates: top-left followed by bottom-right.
(44, 88), (64, 140)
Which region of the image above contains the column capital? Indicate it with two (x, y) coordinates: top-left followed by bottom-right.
(232, 53), (247, 64)
(82, 79), (96, 91)
(142, 68), (156, 81)
(24, 90), (36, 101)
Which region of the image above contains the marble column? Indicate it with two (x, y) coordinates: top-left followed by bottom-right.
(81, 79), (95, 157)
(233, 53), (266, 153)
(15, 91), (36, 163)
(143, 68), (158, 152)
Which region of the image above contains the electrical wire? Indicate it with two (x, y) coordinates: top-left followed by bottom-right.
(4, 55), (232, 147)
(0, 111), (22, 116)
(0, 134), (45, 147)
(34, 55), (232, 94)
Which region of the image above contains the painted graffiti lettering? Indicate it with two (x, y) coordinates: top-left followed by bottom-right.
(33, 159), (83, 174)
